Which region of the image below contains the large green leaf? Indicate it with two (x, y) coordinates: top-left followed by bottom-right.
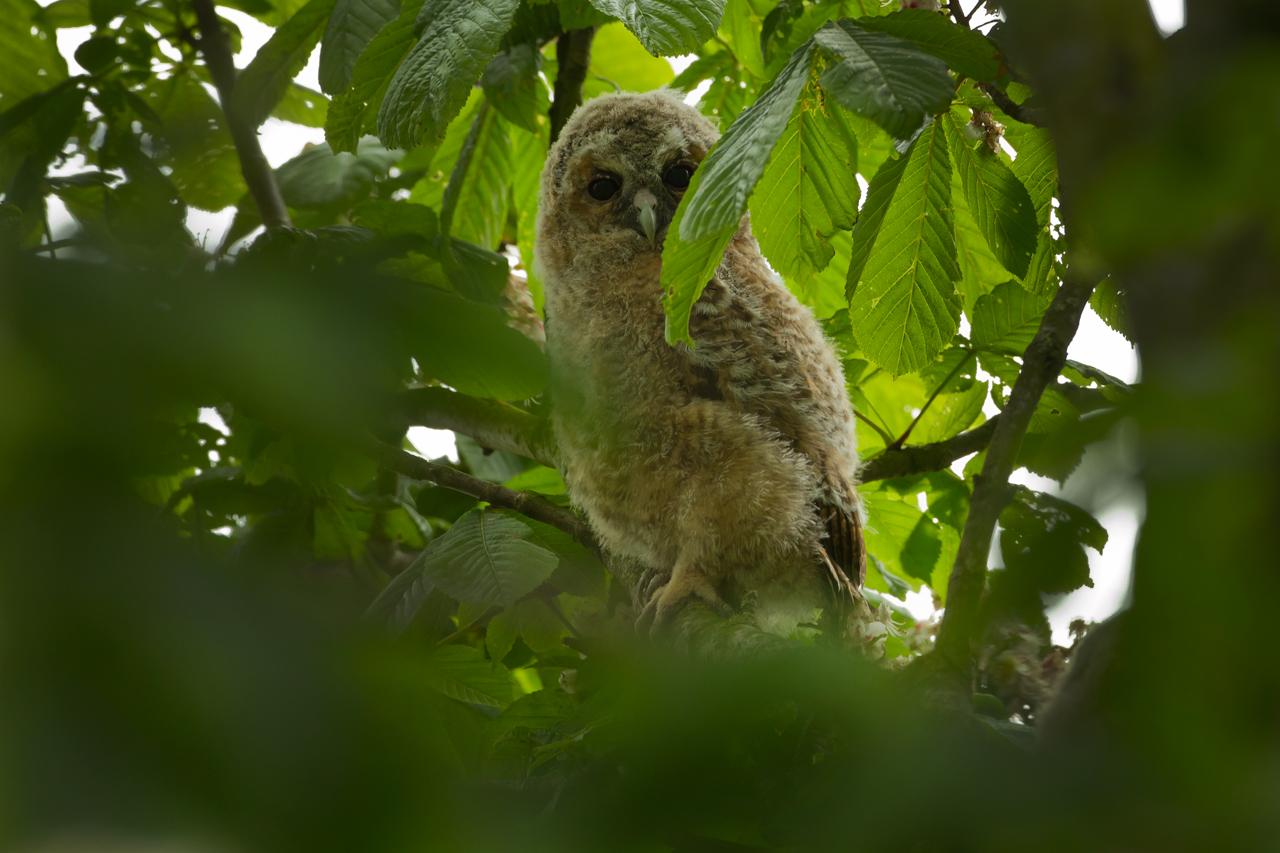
(944, 113), (1037, 278)
(749, 81), (860, 285)
(140, 75), (244, 211)
(856, 8), (1001, 82)
(481, 43), (549, 134)
(971, 280), (1053, 354)
(376, 0), (521, 148)
(422, 644), (515, 708)
(586, 0), (725, 56)
(324, 0), (424, 152)
(0, 0), (66, 111)
(318, 0), (401, 94)
(847, 120), (960, 375)
(999, 487), (1106, 596)
(276, 138), (400, 210)
(720, 0), (764, 78)
(661, 42), (814, 345)
(416, 509), (558, 608)
(813, 19), (953, 139)
(411, 288), (548, 399)
(231, 0), (336, 129)
(441, 104), (512, 249)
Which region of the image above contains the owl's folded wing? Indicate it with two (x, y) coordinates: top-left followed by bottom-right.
(819, 500), (866, 597)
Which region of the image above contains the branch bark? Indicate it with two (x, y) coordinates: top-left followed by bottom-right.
(192, 0), (292, 230)
(549, 28), (595, 144)
(860, 416), (999, 482)
(933, 274), (1097, 670)
(364, 437), (596, 549)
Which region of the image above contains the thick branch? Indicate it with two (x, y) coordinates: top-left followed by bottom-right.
(392, 387), (558, 467)
(365, 438), (595, 549)
(860, 417), (999, 483)
(549, 28), (595, 144)
(934, 275), (1097, 670)
(192, 0), (291, 230)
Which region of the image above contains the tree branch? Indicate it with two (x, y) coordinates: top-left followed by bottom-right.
(860, 416), (999, 483)
(363, 437), (595, 550)
(934, 274), (1097, 670)
(191, 0), (291, 230)
(549, 28), (595, 144)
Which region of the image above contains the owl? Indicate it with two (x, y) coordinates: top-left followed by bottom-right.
(535, 91), (865, 633)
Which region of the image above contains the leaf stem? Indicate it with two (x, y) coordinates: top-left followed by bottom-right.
(889, 349), (974, 449)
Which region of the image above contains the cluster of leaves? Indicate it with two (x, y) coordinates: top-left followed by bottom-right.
(0, 0), (1145, 846)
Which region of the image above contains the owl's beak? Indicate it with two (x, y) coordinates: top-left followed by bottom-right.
(631, 188), (659, 247)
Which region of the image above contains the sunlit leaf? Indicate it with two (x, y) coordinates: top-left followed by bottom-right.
(319, 0), (400, 94)
(377, 0), (521, 148)
(662, 42), (814, 345)
(586, 0), (725, 56)
(813, 19), (952, 139)
(847, 120), (960, 375)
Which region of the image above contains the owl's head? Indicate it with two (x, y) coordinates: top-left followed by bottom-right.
(536, 91), (719, 281)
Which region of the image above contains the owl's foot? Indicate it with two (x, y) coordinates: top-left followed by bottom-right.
(636, 563), (732, 634)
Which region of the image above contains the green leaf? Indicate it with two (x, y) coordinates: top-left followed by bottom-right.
(273, 83), (329, 127)
(366, 565), (436, 633)
(416, 509), (559, 608)
(276, 137), (400, 210)
(410, 288), (548, 399)
(586, 0), (725, 56)
(661, 42), (814, 345)
(34, 0), (91, 28)
(1090, 277), (1132, 341)
(971, 280), (1052, 354)
(324, 0), (424, 152)
(749, 81), (860, 285)
(139, 75), (244, 211)
(1004, 123), (1056, 224)
(444, 105), (512, 249)
(951, 168), (1011, 310)
(482, 43), (549, 134)
(911, 380), (987, 444)
(0, 0), (66, 112)
(377, 0), (522, 148)
(813, 19), (953, 139)
(847, 120), (960, 375)
(720, 0), (764, 77)
(231, 0), (337, 129)
(856, 8), (1001, 82)
(944, 113), (1037, 278)
(319, 0), (401, 94)
(422, 644), (516, 708)
(999, 488), (1106, 596)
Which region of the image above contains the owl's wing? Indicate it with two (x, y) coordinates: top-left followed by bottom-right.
(819, 500), (866, 598)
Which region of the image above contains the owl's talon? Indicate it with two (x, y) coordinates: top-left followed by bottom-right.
(636, 568), (731, 635)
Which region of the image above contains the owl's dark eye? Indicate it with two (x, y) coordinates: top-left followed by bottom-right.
(587, 176), (620, 201)
(663, 163), (694, 191)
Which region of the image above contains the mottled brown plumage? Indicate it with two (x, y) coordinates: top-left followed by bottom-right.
(535, 91), (865, 633)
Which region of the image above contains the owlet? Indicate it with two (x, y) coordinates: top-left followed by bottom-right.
(535, 91), (865, 633)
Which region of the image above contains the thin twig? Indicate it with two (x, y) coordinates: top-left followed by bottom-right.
(933, 275), (1097, 670)
(855, 410), (896, 447)
(191, 0), (291, 230)
(890, 349), (975, 449)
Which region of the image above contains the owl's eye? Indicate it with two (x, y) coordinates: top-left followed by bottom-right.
(587, 176), (620, 201)
(663, 163), (694, 191)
